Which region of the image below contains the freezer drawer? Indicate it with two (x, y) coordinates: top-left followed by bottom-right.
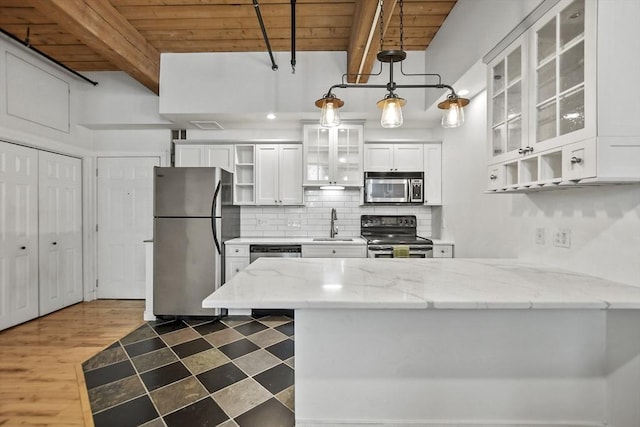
(153, 217), (220, 316)
(154, 167), (218, 217)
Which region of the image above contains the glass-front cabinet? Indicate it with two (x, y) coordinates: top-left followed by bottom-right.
(532, 0), (591, 151)
(488, 40), (527, 163)
(483, 0), (633, 192)
(303, 124), (363, 187)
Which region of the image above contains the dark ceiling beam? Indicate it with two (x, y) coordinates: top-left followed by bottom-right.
(36, 0), (160, 94)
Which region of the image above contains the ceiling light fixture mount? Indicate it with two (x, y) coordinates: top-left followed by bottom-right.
(315, 0), (469, 129)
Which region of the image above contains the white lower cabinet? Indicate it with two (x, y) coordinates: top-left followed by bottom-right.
(302, 245), (367, 258)
(0, 142), (82, 331)
(224, 244), (250, 283)
(433, 244), (454, 258)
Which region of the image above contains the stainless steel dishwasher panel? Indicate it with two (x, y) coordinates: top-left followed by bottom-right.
(249, 245), (302, 263)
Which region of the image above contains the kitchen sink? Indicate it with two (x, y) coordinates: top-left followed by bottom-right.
(312, 238), (353, 242)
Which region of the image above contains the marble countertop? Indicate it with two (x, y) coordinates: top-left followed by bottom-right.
(203, 258), (640, 310)
(225, 237), (367, 246)
(224, 237), (453, 246)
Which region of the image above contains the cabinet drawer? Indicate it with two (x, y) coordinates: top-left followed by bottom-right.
(562, 139), (597, 181)
(433, 245), (453, 258)
(302, 245), (366, 258)
(225, 244), (249, 257)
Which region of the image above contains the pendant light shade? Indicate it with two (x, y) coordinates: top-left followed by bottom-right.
(438, 94), (470, 128)
(316, 94), (344, 128)
(377, 94), (406, 128)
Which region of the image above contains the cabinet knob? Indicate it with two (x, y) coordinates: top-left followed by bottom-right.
(20, 246), (26, 250)
(570, 156), (583, 164)
(235, 268), (240, 272)
(518, 148), (524, 154)
(234, 248), (239, 253)
(489, 174), (497, 180)
(441, 249), (446, 253)
(52, 242), (57, 245)
(332, 250), (336, 254)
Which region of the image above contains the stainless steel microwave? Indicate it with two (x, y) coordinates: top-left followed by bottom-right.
(364, 172), (424, 204)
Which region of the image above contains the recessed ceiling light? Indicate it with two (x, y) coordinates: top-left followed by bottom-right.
(266, 113), (276, 120)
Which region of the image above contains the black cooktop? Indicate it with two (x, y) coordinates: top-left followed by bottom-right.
(360, 215), (432, 246)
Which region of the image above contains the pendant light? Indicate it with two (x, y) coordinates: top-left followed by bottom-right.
(377, 93), (406, 128)
(315, 0), (469, 129)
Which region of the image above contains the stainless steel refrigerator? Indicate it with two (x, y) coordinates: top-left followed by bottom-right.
(153, 167), (240, 317)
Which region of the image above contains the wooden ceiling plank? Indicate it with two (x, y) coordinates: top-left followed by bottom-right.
(141, 26), (351, 41)
(129, 15), (353, 30)
(36, 0), (160, 93)
(116, 3), (355, 20)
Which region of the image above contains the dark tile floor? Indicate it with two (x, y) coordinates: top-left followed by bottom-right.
(82, 315), (295, 427)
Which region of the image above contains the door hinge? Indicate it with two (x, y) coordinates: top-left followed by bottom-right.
(96, 279), (98, 288)
(96, 224), (98, 232)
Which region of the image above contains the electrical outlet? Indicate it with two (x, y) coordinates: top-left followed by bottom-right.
(553, 229), (571, 248)
(257, 218), (268, 227)
(535, 228), (545, 245)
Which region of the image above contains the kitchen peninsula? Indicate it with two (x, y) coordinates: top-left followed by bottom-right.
(203, 258), (640, 427)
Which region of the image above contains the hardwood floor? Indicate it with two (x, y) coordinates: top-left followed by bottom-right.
(0, 300), (145, 427)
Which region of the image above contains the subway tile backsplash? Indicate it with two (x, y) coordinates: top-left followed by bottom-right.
(240, 189), (432, 238)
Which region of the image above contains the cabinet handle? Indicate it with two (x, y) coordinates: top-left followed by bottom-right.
(518, 148), (524, 154)
(570, 156), (583, 164)
(518, 146), (534, 155)
(234, 249), (239, 253)
(489, 174), (497, 180)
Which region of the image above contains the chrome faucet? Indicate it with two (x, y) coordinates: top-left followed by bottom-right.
(330, 208), (338, 238)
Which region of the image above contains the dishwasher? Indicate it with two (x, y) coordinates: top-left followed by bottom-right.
(248, 245), (301, 318)
(249, 244), (302, 263)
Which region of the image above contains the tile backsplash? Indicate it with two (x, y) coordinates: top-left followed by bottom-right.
(240, 189), (432, 238)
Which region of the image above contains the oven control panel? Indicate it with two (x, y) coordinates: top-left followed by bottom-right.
(361, 215), (416, 228)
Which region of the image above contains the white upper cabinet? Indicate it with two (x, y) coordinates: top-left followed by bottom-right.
(255, 144), (303, 206)
(175, 143), (234, 171)
(364, 144), (424, 172)
(303, 124), (364, 187)
(485, 0), (640, 192)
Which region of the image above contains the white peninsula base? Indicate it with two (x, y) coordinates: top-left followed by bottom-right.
(202, 258), (640, 426)
(295, 308), (640, 427)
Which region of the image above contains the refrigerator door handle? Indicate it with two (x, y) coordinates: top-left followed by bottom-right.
(211, 179), (222, 255)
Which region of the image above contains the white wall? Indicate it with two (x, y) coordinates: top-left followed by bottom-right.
(441, 90), (640, 286)
(424, 0), (542, 108)
(428, 0), (640, 287)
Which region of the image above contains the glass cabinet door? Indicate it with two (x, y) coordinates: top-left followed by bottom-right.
(535, 0), (585, 144)
(490, 43), (525, 160)
(333, 126), (362, 186)
(304, 126), (331, 184)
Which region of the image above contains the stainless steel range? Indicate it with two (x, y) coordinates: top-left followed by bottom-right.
(361, 215), (433, 258)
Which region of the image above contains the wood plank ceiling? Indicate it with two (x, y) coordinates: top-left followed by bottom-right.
(0, 0), (457, 94)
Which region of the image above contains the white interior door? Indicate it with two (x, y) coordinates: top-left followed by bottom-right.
(97, 157), (159, 299)
(38, 151), (82, 315)
(0, 141), (39, 330)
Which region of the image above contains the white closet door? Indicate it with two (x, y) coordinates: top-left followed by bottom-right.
(38, 151), (82, 315)
(97, 157), (159, 299)
(0, 142), (39, 330)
